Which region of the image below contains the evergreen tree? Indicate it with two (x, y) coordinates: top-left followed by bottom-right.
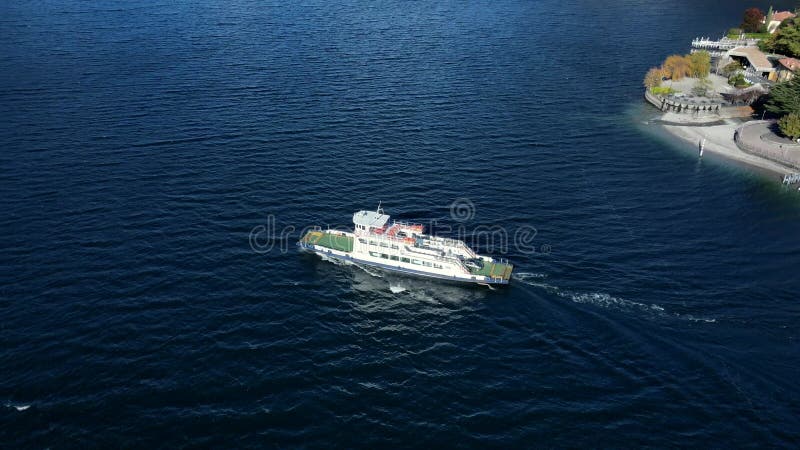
(766, 76), (800, 116)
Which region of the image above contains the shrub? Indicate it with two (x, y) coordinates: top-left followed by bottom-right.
(720, 61), (743, 77)
(692, 78), (712, 97)
(651, 86), (677, 95)
(728, 73), (750, 87)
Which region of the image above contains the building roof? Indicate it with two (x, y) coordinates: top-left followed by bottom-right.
(353, 210), (390, 228)
(772, 11), (796, 22)
(778, 57), (800, 72)
(729, 47), (775, 72)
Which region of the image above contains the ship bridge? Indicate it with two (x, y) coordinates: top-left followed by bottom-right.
(353, 210), (390, 234)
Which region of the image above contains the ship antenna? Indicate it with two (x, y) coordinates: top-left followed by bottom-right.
(377, 201), (383, 214)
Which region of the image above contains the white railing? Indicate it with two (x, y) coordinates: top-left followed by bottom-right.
(691, 36), (761, 51)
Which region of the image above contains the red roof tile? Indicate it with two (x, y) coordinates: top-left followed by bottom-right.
(778, 57), (800, 72)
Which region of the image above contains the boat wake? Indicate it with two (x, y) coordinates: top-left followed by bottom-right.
(350, 261), (384, 278)
(515, 273), (716, 323)
(319, 254), (349, 266)
(5, 403), (30, 411)
(389, 284), (407, 294)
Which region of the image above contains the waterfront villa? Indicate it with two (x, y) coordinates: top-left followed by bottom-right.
(765, 10), (797, 34)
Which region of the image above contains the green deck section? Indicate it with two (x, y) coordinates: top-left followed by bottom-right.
(469, 260), (514, 280)
(301, 230), (353, 253)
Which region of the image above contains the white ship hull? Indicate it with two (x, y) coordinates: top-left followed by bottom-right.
(298, 242), (510, 285)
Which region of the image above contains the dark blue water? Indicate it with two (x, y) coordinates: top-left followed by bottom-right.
(3, 0), (800, 447)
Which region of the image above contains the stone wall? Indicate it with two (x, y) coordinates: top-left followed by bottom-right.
(644, 91), (752, 119)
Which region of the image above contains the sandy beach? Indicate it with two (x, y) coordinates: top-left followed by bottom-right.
(657, 113), (796, 178)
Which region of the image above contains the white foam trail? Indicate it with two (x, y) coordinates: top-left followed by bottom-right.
(6, 404), (30, 411)
(563, 291), (665, 313)
(516, 272), (715, 323)
(319, 254), (348, 266)
(515, 272), (547, 280)
(389, 285), (406, 294)
(351, 262), (383, 278)
(685, 315), (717, 323)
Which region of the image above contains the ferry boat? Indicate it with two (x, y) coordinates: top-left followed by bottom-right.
(297, 206), (514, 285)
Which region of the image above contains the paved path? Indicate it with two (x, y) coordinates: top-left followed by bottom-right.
(735, 121), (800, 170)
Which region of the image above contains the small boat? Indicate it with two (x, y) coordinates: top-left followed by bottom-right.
(297, 206), (514, 285)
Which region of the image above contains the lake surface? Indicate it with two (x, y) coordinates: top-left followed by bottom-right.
(2, 0), (800, 447)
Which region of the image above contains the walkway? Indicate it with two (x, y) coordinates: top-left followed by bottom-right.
(735, 121), (800, 170)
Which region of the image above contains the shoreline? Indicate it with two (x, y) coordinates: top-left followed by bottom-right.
(655, 113), (796, 179)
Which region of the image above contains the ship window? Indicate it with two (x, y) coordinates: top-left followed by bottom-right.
(379, 242), (388, 248)
(380, 253), (389, 259)
(400, 257), (410, 263)
(411, 259), (422, 265)
(433, 263), (442, 269)
(390, 244), (398, 249)
(390, 255), (399, 261)
(369, 241), (377, 246)
(358, 238), (367, 244)
(369, 251), (379, 257)
(423, 261), (432, 267)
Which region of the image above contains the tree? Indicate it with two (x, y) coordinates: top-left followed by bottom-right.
(663, 55), (691, 80)
(778, 113), (800, 140)
(765, 76), (800, 116)
(643, 67), (664, 90)
(688, 51), (711, 78)
(741, 7), (765, 33)
(760, 21), (800, 58)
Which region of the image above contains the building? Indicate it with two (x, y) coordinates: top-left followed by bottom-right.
(728, 47), (776, 80)
(766, 10), (797, 34)
(776, 57), (800, 81)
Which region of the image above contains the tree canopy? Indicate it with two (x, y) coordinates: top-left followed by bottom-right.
(643, 67), (664, 90)
(778, 113), (800, 140)
(741, 8), (765, 33)
(759, 18), (800, 58)
(663, 55), (691, 80)
(688, 51), (711, 78)
(765, 75), (800, 116)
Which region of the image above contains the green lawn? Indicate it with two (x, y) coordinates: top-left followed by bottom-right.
(726, 32), (771, 40)
(651, 86), (678, 95)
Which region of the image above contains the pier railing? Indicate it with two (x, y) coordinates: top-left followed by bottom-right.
(691, 36), (760, 51)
